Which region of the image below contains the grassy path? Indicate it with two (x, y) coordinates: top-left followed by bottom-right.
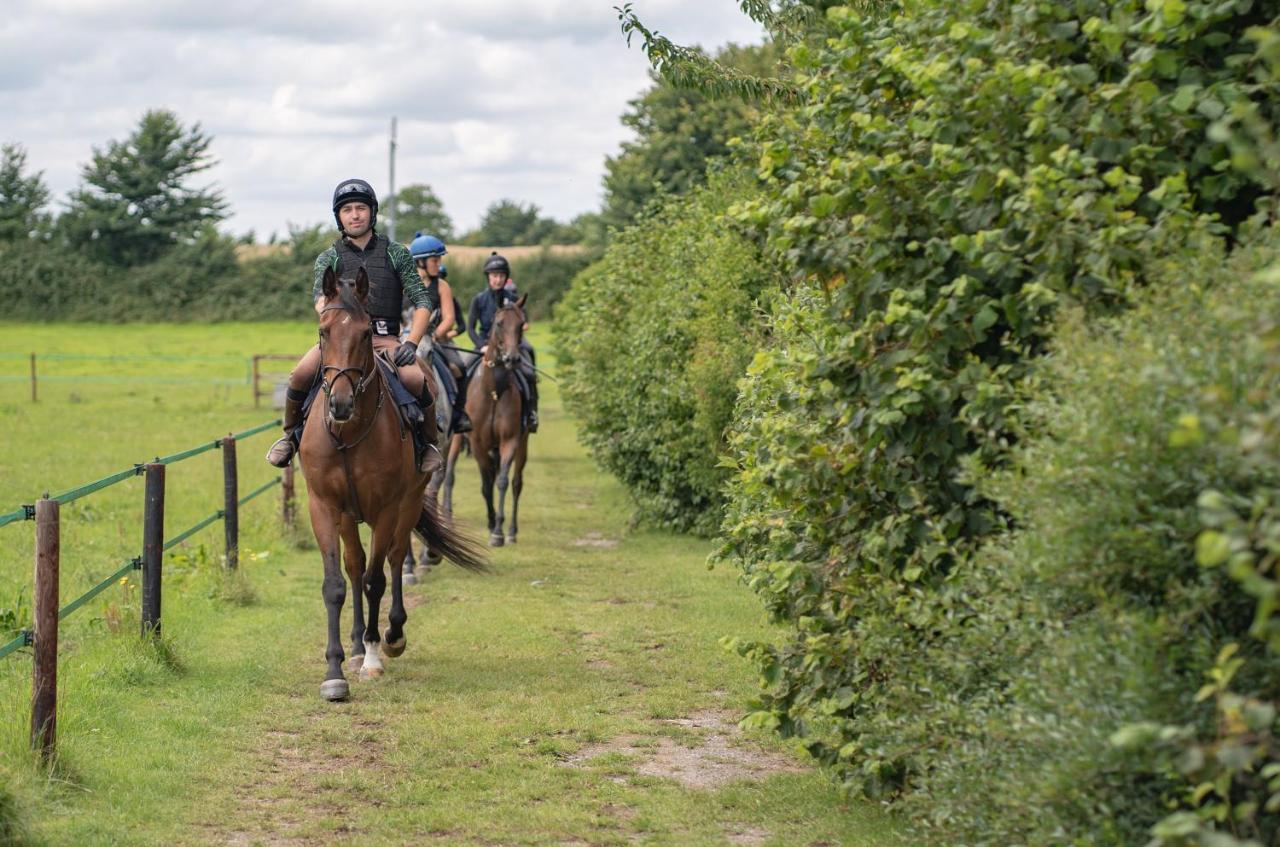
(0, 324), (897, 846)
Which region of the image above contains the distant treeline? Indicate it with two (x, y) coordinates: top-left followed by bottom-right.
(0, 109), (600, 324)
(1, 227), (596, 324)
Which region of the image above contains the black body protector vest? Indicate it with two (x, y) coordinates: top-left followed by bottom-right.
(334, 235), (439, 334)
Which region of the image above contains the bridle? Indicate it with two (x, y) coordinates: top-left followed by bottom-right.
(319, 305), (380, 419)
(317, 304), (387, 523)
(484, 306), (525, 373)
(318, 304), (387, 453)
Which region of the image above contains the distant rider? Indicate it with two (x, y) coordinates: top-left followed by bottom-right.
(465, 251), (538, 432)
(407, 233), (471, 434)
(265, 178), (442, 473)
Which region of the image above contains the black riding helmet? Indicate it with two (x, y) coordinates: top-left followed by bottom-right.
(332, 178), (378, 233)
(483, 251), (510, 276)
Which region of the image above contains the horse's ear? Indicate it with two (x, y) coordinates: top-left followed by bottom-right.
(322, 266), (338, 301)
(516, 293), (528, 310)
(355, 267), (369, 302)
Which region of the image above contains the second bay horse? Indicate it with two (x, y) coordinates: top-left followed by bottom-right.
(463, 294), (530, 547)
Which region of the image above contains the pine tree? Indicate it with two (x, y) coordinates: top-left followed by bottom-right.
(62, 110), (227, 266)
(0, 143), (51, 241)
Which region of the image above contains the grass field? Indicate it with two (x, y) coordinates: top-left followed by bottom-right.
(0, 322), (898, 846)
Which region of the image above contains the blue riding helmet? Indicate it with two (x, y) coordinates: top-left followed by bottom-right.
(439, 263), (448, 279)
(409, 233), (448, 259)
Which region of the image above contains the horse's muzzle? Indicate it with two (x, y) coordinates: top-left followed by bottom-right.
(329, 396), (355, 423)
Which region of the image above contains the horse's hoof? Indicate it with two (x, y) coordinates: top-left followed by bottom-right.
(382, 636), (406, 658)
(402, 571), (418, 586)
(346, 655), (365, 672)
(359, 665), (384, 681)
(489, 535), (505, 547)
(425, 552), (442, 566)
(320, 679), (349, 701)
(506, 535), (517, 545)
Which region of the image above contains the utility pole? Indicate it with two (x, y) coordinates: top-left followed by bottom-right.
(387, 116), (398, 242)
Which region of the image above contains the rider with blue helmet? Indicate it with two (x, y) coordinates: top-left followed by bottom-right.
(409, 233), (471, 434)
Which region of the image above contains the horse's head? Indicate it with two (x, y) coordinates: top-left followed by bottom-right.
(489, 293), (528, 369)
(318, 266), (374, 424)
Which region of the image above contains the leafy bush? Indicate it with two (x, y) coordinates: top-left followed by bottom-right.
(727, 222), (1280, 844)
(555, 167), (775, 533)
(710, 0), (1280, 841)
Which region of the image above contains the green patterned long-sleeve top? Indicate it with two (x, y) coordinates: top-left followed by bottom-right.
(310, 237), (431, 309)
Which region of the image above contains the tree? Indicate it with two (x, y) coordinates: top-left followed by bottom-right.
(0, 143), (51, 240)
(61, 110), (227, 266)
(462, 199), (559, 246)
(388, 183), (454, 242)
(600, 42), (779, 231)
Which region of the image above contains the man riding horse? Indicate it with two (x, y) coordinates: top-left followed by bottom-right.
(266, 178), (442, 474)
(465, 251), (538, 432)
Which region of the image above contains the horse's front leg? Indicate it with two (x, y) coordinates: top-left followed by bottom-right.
(508, 436), (527, 545)
(308, 498), (348, 701)
(494, 440), (518, 546)
(339, 515), (367, 672)
(359, 526), (388, 681)
(474, 437), (500, 547)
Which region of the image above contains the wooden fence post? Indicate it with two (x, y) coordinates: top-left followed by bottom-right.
(282, 461), (296, 528)
(223, 436), (238, 569)
(31, 497), (59, 758)
(141, 464), (165, 638)
(252, 356), (261, 408)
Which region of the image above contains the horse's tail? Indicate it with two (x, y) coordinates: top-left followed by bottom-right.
(414, 497), (490, 574)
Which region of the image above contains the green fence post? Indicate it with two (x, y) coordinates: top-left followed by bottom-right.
(141, 464), (165, 638)
(222, 435), (238, 569)
(31, 498), (58, 759)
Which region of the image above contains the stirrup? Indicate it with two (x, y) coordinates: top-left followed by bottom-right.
(418, 443), (443, 475)
(266, 435), (297, 468)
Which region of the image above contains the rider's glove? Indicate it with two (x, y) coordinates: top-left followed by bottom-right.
(393, 341), (418, 366)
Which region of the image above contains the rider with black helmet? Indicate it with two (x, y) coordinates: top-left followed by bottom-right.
(264, 178), (444, 473)
(466, 251), (539, 432)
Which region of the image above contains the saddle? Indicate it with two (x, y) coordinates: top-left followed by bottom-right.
(465, 357), (533, 425)
(298, 355), (429, 459)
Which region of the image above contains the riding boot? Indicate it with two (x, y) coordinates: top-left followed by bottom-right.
(452, 405), (473, 434)
(526, 379), (539, 433)
(266, 389), (307, 467)
(418, 390), (443, 476)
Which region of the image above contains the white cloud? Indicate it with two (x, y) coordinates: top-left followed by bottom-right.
(1, 1), (765, 238)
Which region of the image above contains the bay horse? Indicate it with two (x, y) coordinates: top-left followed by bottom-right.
(299, 266), (486, 701)
(460, 294), (531, 547)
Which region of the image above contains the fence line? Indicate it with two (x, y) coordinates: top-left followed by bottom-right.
(0, 419), (296, 758)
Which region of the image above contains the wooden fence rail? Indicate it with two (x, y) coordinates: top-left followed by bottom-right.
(0, 420), (295, 761)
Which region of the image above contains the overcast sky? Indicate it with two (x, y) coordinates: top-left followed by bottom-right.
(1, 1), (763, 240)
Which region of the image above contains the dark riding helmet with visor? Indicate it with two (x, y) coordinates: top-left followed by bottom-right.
(483, 251), (511, 277)
(332, 178), (378, 232)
